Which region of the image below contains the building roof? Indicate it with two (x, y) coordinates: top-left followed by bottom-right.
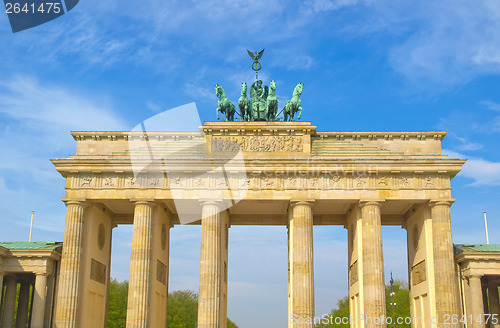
(454, 244), (500, 255)
(0, 242), (62, 253)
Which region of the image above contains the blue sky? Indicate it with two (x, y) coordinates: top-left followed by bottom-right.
(1, 0), (500, 327)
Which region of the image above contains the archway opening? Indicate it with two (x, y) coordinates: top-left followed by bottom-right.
(227, 225), (288, 328)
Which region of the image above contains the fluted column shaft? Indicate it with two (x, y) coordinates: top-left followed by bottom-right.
(2, 275), (17, 328)
(16, 282), (31, 328)
(430, 201), (461, 327)
(55, 200), (86, 328)
(31, 274), (48, 328)
(360, 201), (386, 328)
(0, 273), (4, 313)
(126, 202), (154, 328)
(469, 275), (485, 328)
(198, 201), (225, 328)
(288, 201), (314, 327)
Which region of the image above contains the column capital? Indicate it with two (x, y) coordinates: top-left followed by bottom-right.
(468, 273), (484, 279)
(200, 199), (234, 210)
(130, 199), (155, 206)
(63, 199), (88, 207)
(359, 199), (385, 208)
(199, 200), (225, 208)
(429, 199), (455, 208)
(289, 200), (315, 208)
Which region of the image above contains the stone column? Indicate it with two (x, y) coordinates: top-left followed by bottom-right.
(0, 273), (4, 320)
(488, 282), (500, 318)
(430, 201), (462, 327)
(359, 201), (386, 328)
(198, 201), (227, 328)
(469, 275), (485, 328)
(2, 275), (17, 328)
(55, 200), (86, 328)
(16, 281), (31, 328)
(288, 201), (315, 327)
(126, 201), (154, 328)
(31, 274), (48, 328)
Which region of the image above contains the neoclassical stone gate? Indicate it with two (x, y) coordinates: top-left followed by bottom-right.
(51, 121), (465, 328)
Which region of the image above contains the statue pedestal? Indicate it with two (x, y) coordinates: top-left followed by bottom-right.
(202, 121), (316, 159)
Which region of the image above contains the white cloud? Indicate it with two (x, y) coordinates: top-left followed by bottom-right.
(184, 83), (217, 102)
(387, 0), (500, 85)
(305, 0), (359, 12)
(0, 76), (127, 243)
(146, 101), (163, 113)
(0, 75), (126, 138)
(448, 133), (484, 152)
(444, 150), (500, 186)
(481, 100), (500, 112)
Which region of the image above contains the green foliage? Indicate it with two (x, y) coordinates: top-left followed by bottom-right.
(167, 290), (198, 328)
(107, 279), (128, 328)
(315, 296), (350, 328)
(106, 280), (238, 328)
(166, 290), (238, 328)
(227, 318), (238, 328)
(316, 280), (410, 328)
(385, 280), (411, 328)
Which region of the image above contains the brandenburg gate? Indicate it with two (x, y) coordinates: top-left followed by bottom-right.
(50, 120), (465, 327)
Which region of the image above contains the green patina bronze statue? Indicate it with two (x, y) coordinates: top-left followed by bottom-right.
(284, 83), (303, 121)
(215, 84), (235, 121)
(215, 50), (304, 122)
(267, 80), (278, 121)
(238, 82), (250, 121)
(250, 79), (269, 121)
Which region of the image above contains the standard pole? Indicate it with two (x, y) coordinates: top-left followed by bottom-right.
(392, 301), (395, 328)
(484, 212), (490, 245)
(29, 210), (34, 242)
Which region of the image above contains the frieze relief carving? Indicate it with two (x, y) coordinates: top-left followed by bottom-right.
(399, 177), (411, 189)
(193, 177), (207, 188)
(354, 176), (367, 189)
(328, 175), (343, 189)
(377, 176), (389, 188)
(211, 135), (303, 152)
(79, 176), (95, 188)
(216, 177), (229, 189)
(71, 173), (444, 192)
(239, 178), (250, 189)
(423, 177), (436, 188)
(125, 177), (138, 188)
(168, 175), (185, 188)
(102, 176), (117, 188)
(262, 176), (279, 190)
(147, 176), (163, 188)
(308, 178), (319, 189)
(284, 177), (298, 190)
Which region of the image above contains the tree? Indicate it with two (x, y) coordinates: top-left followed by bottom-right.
(167, 290), (198, 328)
(107, 279), (128, 328)
(227, 318), (238, 328)
(167, 290), (239, 328)
(385, 280), (410, 328)
(316, 280), (410, 328)
(107, 280), (239, 328)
